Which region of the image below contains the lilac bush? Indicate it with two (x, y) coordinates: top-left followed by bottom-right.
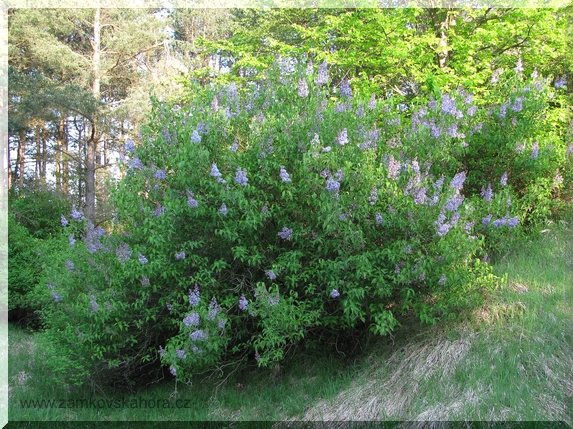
(35, 60), (569, 387)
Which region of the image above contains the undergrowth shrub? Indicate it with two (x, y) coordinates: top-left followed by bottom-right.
(34, 60), (569, 388)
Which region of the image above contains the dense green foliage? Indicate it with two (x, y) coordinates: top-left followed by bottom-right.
(31, 58), (570, 389)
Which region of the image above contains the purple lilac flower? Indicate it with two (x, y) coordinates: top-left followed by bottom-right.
(46, 284), (54, 290)
(268, 292), (280, 306)
(514, 58), (524, 74)
(441, 94), (457, 116)
(531, 142), (539, 159)
(467, 105), (478, 117)
(218, 318), (226, 329)
(166, 303), (173, 311)
(170, 366), (177, 376)
(138, 253), (148, 264)
(298, 79), (309, 97)
(208, 297), (219, 320)
(71, 206), (84, 222)
(499, 101), (509, 119)
(315, 60), (328, 86)
(176, 349), (186, 359)
(445, 195), (464, 212)
(255, 352), (261, 362)
(394, 265), (401, 274)
(493, 218), (507, 227)
(235, 167), (248, 186)
(175, 251), (186, 260)
(66, 260), (74, 272)
(279, 166), (291, 183)
(219, 203), (228, 215)
(210, 163), (222, 177)
(211, 95), (219, 111)
(375, 212), (384, 225)
(465, 222), (475, 233)
(413, 187), (427, 205)
(154, 169), (167, 179)
(438, 274), (447, 286)
(325, 177), (340, 193)
(339, 213), (347, 221)
(491, 68), (502, 83)
(259, 137), (274, 158)
(130, 157), (144, 169)
(69, 234), (75, 247)
(368, 188), (378, 205)
(190, 330), (208, 341)
(278, 227), (293, 241)
(387, 155), (401, 180)
(116, 243), (131, 263)
(125, 139), (136, 153)
(154, 204), (165, 216)
(336, 128), (349, 146)
(239, 294), (248, 311)
(52, 293), (63, 302)
(90, 298), (99, 313)
(554, 75), (567, 89)
(356, 105), (365, 117)
(508, 217), (519, 228)
(450, 171), (467, 190)
(330, 289), (340, 299)
(266, 270), (277, 280)
(482, 214), (493, 226)
(61, 215), (69, 227)
(499, 171), (507, 186)
(322, 146), (332, 153)
(159, 346), (166, 357)
(437, 222), (452, 237)
(227, 81), (238, 100)
(189, 286), (200, 306)
(481, 184), (494, 201)
(141, 276), (150, 286)
(231, 139), (239, 152)
(511, 97), (524, 112)
(368, 93), (376, 110)
(340, 79), (352, 99)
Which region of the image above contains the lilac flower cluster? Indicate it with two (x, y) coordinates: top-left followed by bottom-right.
(89, 294), (99, 313)
(387, 155), (401, 180)
(266, 270), (277, 280)
(84, 222), (106, 254)
(69, 234), (76, 247)
(187, 190), (198, 208)
(61, 215), (69, 227)
(190, 330), (208, 341)
(368, 188), (378, 205)
(125, 139), (136, 153)
(190, 129), (202, 144)
(235, 167), (248, 186)
(330, 289), (340, 298)
(138, 253), (148, 264)
(554, 75), (567, 89)
(368, 93), (376, 110)
(231, 139), (239, 152)
(500, 172), (508, 186)
(219, 203), (228, 215)
(116, 243), (131, 264)
(339, 80), (352, 99)
(278, 227), (293, 241)
(211, 95), (219, 111)
(183, 312), (200, 327)
(481, 184), (494, 201)
(189, 285), (200, 306)
(175, 251), (186, 260)
(239, 294), (248, 311)
(280, 166), (291, 183)
(531, 142), (539, 160)
(375, 212), (384, 225)
(130, 157), (144, 169)
(336, 128), (349, 146)
(66, 260), (74, 272)
(438, 274), (447, 286)
(315, 60), (329, 86)
(154, 169), (167, 180)
(268, 292), (280, 306)
(298, 79), (309, 97)
(71, 206), (84, 222)
(176, 349), (186, 359)
(208, 297), (219, 321)
(450, 171), (467, 190)
(210, 163), (222, 177)
(259, 137), (274, 158)
(154, 204), (165, 217)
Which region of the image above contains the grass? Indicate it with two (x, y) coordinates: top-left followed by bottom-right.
(8, 219), (573, 424)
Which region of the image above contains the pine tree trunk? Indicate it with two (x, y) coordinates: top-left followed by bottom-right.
(85, 5), (101, 223)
